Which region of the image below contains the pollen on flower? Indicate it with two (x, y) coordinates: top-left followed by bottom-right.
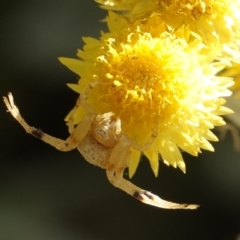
(60, 12), (233, 177)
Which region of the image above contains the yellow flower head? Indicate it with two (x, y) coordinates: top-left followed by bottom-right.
(60, 12), (233, 177)
(96, 0), (240, 63)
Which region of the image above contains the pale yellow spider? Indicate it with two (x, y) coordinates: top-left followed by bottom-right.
(3, 92), (199, 210)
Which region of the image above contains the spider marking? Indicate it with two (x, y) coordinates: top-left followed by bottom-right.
(3, 92), (199, 210)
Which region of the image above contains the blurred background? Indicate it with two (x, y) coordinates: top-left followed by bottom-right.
(1, 1), (240, 239)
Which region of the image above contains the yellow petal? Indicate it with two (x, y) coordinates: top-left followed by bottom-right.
(67, 84), (81, 94)
(144, 144), (159, 177)
(128, 148), (141, 178)
(59, 57), (92, 77)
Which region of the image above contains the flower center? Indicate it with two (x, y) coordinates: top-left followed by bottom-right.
(89, 31), (192, 143)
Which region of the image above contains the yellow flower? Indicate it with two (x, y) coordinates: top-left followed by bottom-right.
(220, 63), (240, 97)
(96, 0), (240, 63)
(60, 12), (233, 177)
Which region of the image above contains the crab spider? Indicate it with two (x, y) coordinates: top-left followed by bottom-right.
(3, 92), (199, 210)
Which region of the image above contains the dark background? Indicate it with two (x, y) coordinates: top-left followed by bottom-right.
(1, 1), (240, 239)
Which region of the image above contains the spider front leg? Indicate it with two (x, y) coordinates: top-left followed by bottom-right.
(129, 116), (159, 152)
(106, 139), (199, 209)
(107, 167), (199, 210)
(3, 92), (91, 152)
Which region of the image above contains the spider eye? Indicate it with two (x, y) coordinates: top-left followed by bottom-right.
(91, 119), (118, 148)
(95, 128), (108, 140)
